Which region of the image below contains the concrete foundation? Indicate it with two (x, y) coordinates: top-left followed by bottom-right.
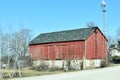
(33, 59), (102, 70)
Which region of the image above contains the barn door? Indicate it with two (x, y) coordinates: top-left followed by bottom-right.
(48, 45), (55, 60)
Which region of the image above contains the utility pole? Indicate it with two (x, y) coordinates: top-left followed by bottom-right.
(101, 0), (108, 66)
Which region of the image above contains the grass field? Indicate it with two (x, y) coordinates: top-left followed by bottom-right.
(21, 68), (63, 77)
(1, 68), (64, 80)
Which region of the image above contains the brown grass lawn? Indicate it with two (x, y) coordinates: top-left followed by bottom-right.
(21, 68), (63, 77)
(1, 68), (64, 80)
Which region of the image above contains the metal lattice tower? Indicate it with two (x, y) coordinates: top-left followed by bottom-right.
(101, 0), (109, 66)
(101, 0), (109, 39)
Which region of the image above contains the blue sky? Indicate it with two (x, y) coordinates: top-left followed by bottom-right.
(0, 0), (120, 38)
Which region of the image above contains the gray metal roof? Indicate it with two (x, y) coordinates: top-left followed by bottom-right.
(30, 27), (98, 44)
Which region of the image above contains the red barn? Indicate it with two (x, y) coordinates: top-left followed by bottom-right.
(29, 27), (108, 69)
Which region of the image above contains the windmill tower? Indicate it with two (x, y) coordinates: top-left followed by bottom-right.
(101, 0), (109, 38)
(101, 0), (109, 66)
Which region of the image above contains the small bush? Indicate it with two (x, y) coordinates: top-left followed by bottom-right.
(49, 66), (63, 71)
(12, 72), (20, 77)
(100, 59), (106, 68)
(112, 56), (120, 64)
(30, 63), (49, 71)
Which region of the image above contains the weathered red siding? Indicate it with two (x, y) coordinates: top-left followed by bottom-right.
(29, 28), (107, 60)
(29, 41), (85, 60)
(86, 29), (107, 59)
(96, 29), (107, 59)
(86, 32), (96, 59)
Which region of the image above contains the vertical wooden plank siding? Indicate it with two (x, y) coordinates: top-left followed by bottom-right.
(86, 32), (96, 59)
(86, 29), (107, 59)
(29, 41), (85, 60)
(29, 29), (107, 60)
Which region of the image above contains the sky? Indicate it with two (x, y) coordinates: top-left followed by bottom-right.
(0, 0), (120, 38)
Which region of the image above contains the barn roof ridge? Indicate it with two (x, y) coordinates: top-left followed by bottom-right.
(29, 27), (98, 45)
(40, 27), (96, 35)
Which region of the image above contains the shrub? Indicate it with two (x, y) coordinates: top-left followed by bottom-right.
(107, 54), (112, 66)
(112, 56), (120, 64)
(49, 66), (63, 71)
(100, 59), (106, 68)
(30, 63), (49, 71)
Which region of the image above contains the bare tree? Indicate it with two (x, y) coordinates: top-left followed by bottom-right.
(0, 26), (13, 78)
(10, 28), (32, 77)
(107, 36), (117, 47)
(0, 24), (32, 78)
(86, 21), (96, 28)
(0, 28), (2, 78)
(116, 27), (120, 41)
(10, 28), (32, 57)
(0, 26), (12, 70)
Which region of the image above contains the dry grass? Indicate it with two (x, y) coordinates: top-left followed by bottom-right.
(1, 68), (64, 80)
(21, 68), (63, 77)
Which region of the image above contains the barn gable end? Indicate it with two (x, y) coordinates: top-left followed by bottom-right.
(85, 28), (108, 60)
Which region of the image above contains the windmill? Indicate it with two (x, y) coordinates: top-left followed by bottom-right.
(101, 0), (109, 38)
(101, 0), (109, 66)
